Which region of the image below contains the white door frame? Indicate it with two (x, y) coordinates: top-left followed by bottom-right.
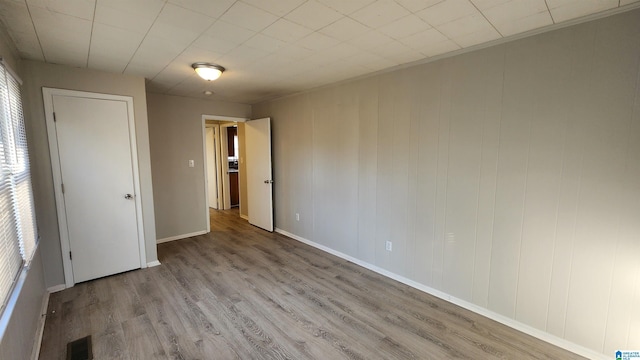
(204, 125), (221, 210)
(201, 115), (247, 232)
(220, 122), (240, 210)
(43, 88), (147, 288)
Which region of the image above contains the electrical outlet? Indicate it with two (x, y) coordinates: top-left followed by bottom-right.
(188, 160), (194, 168)
(385, 241), (392, 252)
(295, 213), (300, 221)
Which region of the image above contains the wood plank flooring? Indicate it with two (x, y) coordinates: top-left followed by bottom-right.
(39, 209), (585, 359)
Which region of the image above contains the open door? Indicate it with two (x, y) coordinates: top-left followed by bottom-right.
(245, 117), (273, 231)
(205, 127), (218, 209)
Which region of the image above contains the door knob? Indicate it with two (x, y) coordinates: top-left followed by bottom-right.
(124, 194), (133, 200)
(263, 180), (273, 184)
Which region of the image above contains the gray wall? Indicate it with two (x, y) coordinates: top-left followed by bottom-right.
(0, 25), (46, 360)
(0, 249), (46, 360)
(22, 60), (158, 287)
(146, 93), (250, 240)
(253, 9), (640, 356)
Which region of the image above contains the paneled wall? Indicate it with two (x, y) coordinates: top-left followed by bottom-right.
(253, 9), (640, 356)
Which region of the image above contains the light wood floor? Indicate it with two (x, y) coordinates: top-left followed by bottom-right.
(39, 209), (584, 359)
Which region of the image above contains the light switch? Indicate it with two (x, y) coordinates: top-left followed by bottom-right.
(188, 160), (194, 168)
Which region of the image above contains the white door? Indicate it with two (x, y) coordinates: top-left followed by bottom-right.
(245, 118), (273, 231)
(48, 92), (142, 284)
(206, 127), (218, 209)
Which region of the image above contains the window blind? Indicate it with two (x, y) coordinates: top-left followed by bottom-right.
(0, 60), (37, 315)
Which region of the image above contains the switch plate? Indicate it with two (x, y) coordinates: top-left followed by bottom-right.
(188, 160), (194, 167)
(296, 213), (300, 221)
(385, 241), (392, 251)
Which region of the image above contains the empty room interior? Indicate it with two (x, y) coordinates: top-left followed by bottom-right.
(0, 0), (639, 359)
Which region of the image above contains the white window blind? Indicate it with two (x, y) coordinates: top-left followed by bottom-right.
(0, 60), (38, 315)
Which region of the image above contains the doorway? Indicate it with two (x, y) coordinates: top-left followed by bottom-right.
(43, 88), (146, 287)
(202, 116), (274, 233)
(202, 116), (247, 232)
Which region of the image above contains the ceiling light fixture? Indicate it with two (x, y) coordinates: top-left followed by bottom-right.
(192, 63), (225, 81)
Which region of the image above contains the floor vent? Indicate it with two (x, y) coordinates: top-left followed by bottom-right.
(66, 335), (93, 360)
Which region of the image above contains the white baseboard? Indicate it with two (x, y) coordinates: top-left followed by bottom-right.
(146, 260), (161, 268)
(46, 284), (66, 293)
(274, 228), (606, 360)
(157, 230), (208, 244)
(31, 290), (50, 360)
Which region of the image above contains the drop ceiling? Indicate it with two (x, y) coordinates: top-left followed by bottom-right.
(0, 0), (638, 104)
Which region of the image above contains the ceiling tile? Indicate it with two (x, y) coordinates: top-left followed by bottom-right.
(350, 0), (411, 28)
(345, 30), (394, 50)
(470, 0), (510, 10)
(436, 12), (497, 39)
(29, 6), (92, 66)
(192, 34), (239, 54)
(26, 0), (95, 21)
(12, 34), (44, 61)
(546, 0), (618, 23)
(395, 0), (445, 12)
(262, 19), (314, 43)
(126, 35), (185, 73)
(296, 32), (341, 51)
(316, 0), (376, 14)
(285, 1), (344, 30)
(401, 28), (461, 56)
(271, 45), (315, 61)
(217, 45), (270, 68)
(0, 1), (44, 60)
(94, 0), (164, 34)
(205, 20), (257, 44)
(378, 14), (432, 39)
(146, 4), (216, 47)
(240, 0), (307, 16)
(244, 34), (287, 53)
(434, 12), (501, 47)
(218, 2), (278, 32)
(175, 45), (225, 64)
(474, 0), (552, 36)
(322, 43), (362, 59)
(416, 0), (478, 26)
(0, 1), (32, 35)
(168, 0), (235, 18)
(88, 23), (145, 73)
(150, 61), (194, 87)
(473, 0), (547, 18)
(492, 11), (552, 36)
(319, 17), (371, 41)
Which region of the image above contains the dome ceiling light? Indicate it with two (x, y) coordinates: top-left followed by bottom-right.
(192, 63), (225, 81)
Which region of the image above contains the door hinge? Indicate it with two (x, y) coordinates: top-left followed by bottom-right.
(61, 183), (65, 194)
(69, 251), (72, 260)
(53, 112), (56, 122)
